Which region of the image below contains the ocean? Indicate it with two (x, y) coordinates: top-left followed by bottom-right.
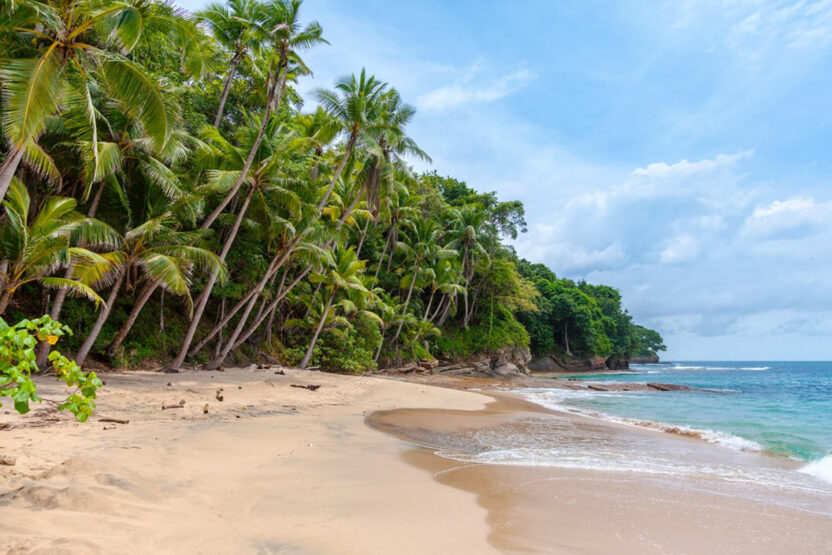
(434, 361), (832, 503)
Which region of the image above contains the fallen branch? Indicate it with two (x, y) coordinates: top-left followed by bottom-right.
(290, 384), (321, 391)
(162, 399), (186, 410)
(99, 417), (130, 424)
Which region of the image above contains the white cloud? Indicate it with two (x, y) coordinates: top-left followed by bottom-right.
(632, 150), (754, 178)
(417, 67), (535, 111)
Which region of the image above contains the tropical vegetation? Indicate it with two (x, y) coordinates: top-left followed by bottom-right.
(0, 0), (663, 376)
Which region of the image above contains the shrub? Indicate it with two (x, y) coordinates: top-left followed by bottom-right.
(0, 316), (102, 422)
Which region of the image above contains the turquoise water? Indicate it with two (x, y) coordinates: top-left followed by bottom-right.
(556, 361), (832, 464)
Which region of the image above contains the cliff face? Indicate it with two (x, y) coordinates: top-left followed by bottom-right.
(431, 346), (533, 379)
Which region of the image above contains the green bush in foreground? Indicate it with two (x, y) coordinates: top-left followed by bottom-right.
(0, 316), (102, 422)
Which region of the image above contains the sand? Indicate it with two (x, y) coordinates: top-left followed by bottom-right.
(0, 367), (495, 554)
(3, 368), (831, 554)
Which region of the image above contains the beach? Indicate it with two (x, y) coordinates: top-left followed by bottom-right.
(2, 367), (832, 554)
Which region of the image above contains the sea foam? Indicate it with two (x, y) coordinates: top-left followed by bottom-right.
(799, 455), (832, 485)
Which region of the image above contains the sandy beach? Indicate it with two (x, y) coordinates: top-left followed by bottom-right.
(0, 367), (494, 554)
(2, 367), (831, 554)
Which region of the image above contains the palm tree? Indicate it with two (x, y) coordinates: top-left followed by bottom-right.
(200, 0), (325, 228)
(198, 0), (266, 127)
(445, 205), (489, 326)
(389, 219), (456, 344)
(0, 180), (116, 315)
(0, 0), (203, 201)
(298, 247), (369, 369)
(313, 69), (387, 212)
(75, 215), (226, 364)
(371, 291), (406, 362)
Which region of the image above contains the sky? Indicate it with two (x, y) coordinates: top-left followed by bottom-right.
(177, 0), (832, 360)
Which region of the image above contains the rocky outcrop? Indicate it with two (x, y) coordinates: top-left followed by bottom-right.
(605, 357), (629, 370)
(528, 354), (608, 373)
(434, 346), (532, 379)
(631, 352), (661, 364)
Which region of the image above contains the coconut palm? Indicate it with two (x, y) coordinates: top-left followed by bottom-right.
(445, 204), (490, 326)
(0, 0), (205, 201)
(0, 180), (117, 315)
(75, 215), (226, 364)
(198, 0), (266, 127)
(298, 246), (369, 369)
(313, 69), (387, 212)
(389, 219), (456, 343)
(201, 0), (326, 228)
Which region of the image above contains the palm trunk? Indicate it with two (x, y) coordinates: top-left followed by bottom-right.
(564, 324), (572, 356)
(391, 263), (419, 343)
(423, 288), (436, 321)
(200, 56), (286, 232)
(87, 181), (105, 218)
(0, 145), (24, 204)
(36, 196), (104, 366)
(373, 326), (387, 362)
(373, 230), (392, 280)
(299, 288), (337, 369)
(227, 264), (312, 352)
(213, 298), (225, 359)
(317, 134), (356, 212)
(429, 293), (446, 323)
(105, 276), (156, 359)
(76, 270), (125, 365)
(0, 287), (13, 316)
(171, 182), (256, 370)
(355, 218), (371, 259)
(214, 52), (242, 128)
(205, 267), (279, 369)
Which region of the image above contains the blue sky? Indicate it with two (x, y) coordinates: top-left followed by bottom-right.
(177, 0), (832, 360)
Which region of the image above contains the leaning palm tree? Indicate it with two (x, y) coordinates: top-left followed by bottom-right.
(75, 215), (226, 365)
(0, 180), (117, 315)
(298, 246), (369, 369)
(313, 69), (387, 212)
(201, 0), (326, 228)
(198, 0), (267, 127)
(0, 0), (204, 202)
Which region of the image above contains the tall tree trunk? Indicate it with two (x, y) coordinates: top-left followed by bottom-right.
(105, 276), (157, 359)
(373, 327), (387, 363)
(200, 56), (286, 232)
(299, 288), (336, 369)
(205, 267), (280, 369)
(391, 263), (419, 343)
(170, 183), (256, 370)
(228, 264), (312, 352)
(423, 288), (436, 321)
(0, 145), (24, 204)
(564, 324), (572, 356)
(75, 270), (125, 365)
(37, 189), (104, 366)
(186, 239), (300, 358)
(159, 290), (165, 333)
(0, 287), (13, 316)
(355, 218), (371, 259)
(213, 298), (225, 360)
(214, 52), (242, 128)
(374, 230), (392, 280)
(317, 134), (356, 212)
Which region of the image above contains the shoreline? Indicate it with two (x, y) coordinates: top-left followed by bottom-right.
(369, 389), (832, 553)
(2, 367), (831, 553)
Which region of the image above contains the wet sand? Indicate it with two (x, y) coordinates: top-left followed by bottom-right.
(369, 393), (832, 554)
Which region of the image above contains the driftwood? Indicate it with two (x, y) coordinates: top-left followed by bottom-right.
(162, 399), (186, 410)
(274, 370), (285, 375)
(99, 417), (130, 424)
(290, 384), (321, 391)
